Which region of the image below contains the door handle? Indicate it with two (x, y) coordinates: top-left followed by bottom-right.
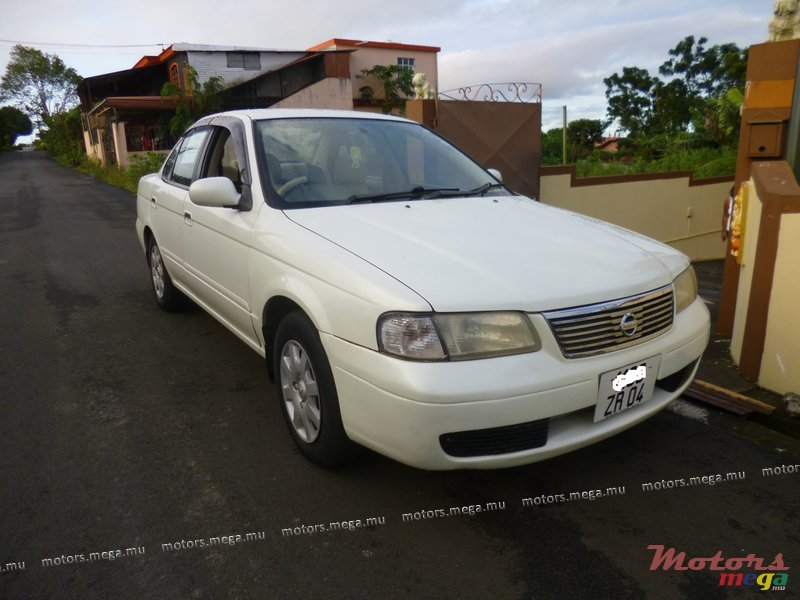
(151, 197), (157, 208)
(184, 211), (193, 225)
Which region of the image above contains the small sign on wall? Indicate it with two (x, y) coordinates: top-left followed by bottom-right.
(730, 183), (748, 264)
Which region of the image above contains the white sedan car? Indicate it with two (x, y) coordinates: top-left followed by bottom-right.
(136, 109), (709, 470)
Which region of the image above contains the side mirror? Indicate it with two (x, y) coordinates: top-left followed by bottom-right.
(188, 177), (241, 208)
(487, 168), (503, 183)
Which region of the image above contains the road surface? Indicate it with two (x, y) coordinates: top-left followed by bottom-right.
(1, 152), (798, 599)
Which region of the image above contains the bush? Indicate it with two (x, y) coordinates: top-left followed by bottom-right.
(692, 148), (737, 178)
(78, 159), (131, 191)
(40, 107), (84, 165)
(575, 142), (736, 179)
(76, 152), (166, 193)
(128, 152), (167, 181)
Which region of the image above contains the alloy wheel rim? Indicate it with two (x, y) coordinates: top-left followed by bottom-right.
(279, 340), (321, 443)
(150, 245), (165, 299)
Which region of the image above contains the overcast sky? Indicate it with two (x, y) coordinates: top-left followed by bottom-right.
(1, 0), (774, 131)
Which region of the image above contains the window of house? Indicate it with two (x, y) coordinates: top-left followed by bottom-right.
(227, 52), (261, 70)
(169, 63), (180, 86)
(397, 57), (415, 71)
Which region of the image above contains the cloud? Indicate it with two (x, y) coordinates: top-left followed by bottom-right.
(439, 8), (768, 99)
(1, 0), (772, 127)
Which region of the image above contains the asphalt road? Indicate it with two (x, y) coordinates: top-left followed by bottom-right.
(1, 152), (798, 599)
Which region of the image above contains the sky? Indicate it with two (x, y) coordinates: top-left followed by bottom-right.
(0, 0), (775, 135)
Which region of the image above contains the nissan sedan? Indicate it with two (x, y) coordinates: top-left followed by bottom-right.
(135, 109), (709, 470)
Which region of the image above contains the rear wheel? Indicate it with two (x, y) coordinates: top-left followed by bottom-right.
(273, 311), (361, 467)
(147, 237), (184, 311)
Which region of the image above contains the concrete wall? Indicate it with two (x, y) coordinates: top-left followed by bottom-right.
(730, 179), (762, 365)
(729, 162), (800, 392)
(83, 130), (104, 164)
(540, 167), (731, 262)
(760, 213), (800, 394)
(345, 46), (438, 98)
(272, 78), (353, 110)
(112, 122), (128, 168)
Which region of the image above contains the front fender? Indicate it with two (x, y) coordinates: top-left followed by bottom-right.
(248, 210), (430, 350)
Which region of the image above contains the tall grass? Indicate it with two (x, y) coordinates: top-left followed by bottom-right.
(575, 145), (736, 179)
(76, 152), (167, 193)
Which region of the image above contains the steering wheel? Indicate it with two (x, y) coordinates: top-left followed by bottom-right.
(277, 176), (308, 196)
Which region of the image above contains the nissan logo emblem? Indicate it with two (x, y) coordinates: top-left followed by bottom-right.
(620, 312), (639, 337)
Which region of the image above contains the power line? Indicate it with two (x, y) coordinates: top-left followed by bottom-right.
(0, 38), (162, 48)
(1, 50), (148, 56)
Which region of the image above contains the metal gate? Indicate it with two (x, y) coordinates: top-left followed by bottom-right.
(436, 83), (542, 199)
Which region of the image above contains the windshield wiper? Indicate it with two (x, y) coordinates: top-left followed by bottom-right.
(346, 186), (459, 204)
(426, 182), (506, 199)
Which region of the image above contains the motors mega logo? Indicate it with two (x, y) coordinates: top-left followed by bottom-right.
(647, 545), (790, 591)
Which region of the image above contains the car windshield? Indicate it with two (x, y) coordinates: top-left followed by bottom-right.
(255, 117), (506, 208)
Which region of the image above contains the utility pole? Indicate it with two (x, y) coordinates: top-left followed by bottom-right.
(562, 106), (567, 165)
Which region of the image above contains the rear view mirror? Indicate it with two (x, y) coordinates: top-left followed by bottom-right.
(189, 177), (241, 208)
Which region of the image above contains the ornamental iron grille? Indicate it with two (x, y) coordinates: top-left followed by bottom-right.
(438, 82), (542, 103)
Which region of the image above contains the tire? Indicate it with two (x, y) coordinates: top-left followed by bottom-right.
(273, 311), (361, 467)
(146, 237), (185, 311)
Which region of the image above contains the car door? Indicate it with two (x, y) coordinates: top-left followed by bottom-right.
(181, 119), (261, 346)
(149, 126), (212, 287)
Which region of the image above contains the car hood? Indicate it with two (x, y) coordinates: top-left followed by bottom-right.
(284, 196), (689, 312)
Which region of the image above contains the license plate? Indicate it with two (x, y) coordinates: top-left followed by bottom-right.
(594, 356), (661, 422)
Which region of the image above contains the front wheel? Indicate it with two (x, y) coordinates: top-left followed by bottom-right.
(273, 311), (361, 467)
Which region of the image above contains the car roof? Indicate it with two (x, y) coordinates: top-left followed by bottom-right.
(202, 108), (413, 124)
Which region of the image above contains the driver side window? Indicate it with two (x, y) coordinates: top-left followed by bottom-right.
(202, 128), (243, 192)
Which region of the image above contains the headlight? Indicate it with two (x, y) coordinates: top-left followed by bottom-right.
(673, 266), (698, 313)
(378, 312), (541, 361)
(377, 314), (445, 360)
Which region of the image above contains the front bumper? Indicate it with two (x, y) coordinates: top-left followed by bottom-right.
(321, 298), (710, 470)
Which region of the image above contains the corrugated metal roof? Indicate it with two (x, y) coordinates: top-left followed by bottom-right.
(174, 43), (305, 53)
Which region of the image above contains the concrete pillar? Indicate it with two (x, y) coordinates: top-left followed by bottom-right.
(112, 122), (128, 168)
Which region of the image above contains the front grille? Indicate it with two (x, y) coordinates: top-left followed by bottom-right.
(440, 419), (549, 457)
(543, 285), (674, 358)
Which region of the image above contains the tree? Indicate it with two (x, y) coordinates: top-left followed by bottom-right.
(692, 88), (744, 146)
(160, 67), (224, 137)
(604, 67), (659, 136)
(541, 127), (564, 165)
(567, 118), (605, 160)
(604, 36), (747, 138)
(604, 68), (694, 137)
(0, 45), (82, 125)
(650, 78), (694, 133)
(659, 36), (747, 97)
(359, 65), (413, 115)
(39, 107), (84, 165)
(0, 106), (33, 150)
